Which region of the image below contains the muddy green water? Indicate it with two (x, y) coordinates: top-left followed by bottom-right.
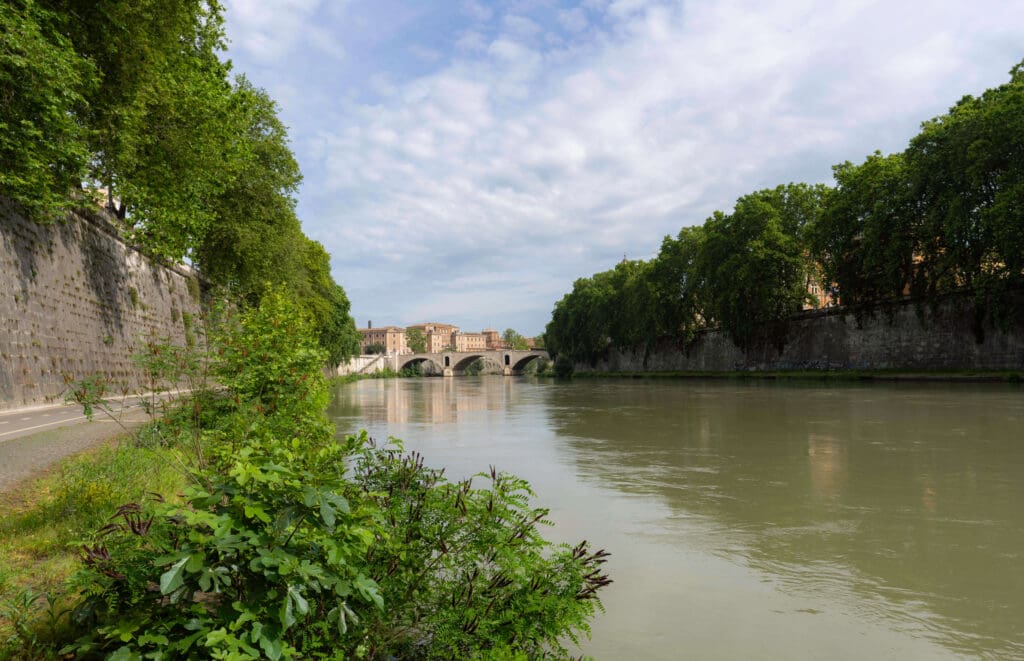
(328, 377), (1024, 660)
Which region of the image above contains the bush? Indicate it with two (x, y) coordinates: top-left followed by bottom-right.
(48, 288), (609, 659)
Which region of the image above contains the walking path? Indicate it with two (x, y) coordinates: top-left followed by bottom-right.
(0, 400), (152, 493)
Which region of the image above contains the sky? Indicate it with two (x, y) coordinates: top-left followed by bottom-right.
(220, 0), (1024, 336)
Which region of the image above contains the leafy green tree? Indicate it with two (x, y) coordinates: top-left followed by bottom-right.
(545, 271), (616, 365)
(0, 1), (96, 218)
(406, 327), (427, 353)
(904, 60), (1024, 326)
(290, 238), (360, 365)
(649, 225), (706, 344)
(502, 328), (530, 350)
(194, 78), (305, 302)
(113, 32), (237, 260)
(696, 183), (828, 348)
(364, 343), (386, 355)
(40, 0), (227, 219)
(809, 152), (917, 310)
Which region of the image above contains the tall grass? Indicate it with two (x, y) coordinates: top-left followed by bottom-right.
(0, 436), (189, 658)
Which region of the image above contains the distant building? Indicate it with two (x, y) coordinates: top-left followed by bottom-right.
(453, 332), (487, 352)
(803, 262), (838, 310)
(360, 321), (526, 355)
(482, 328), (504, 350)
(358, 325), (410, 354)
(407, 322), (460, 353)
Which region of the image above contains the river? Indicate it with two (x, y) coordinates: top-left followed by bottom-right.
(327, 376), (1024, 660)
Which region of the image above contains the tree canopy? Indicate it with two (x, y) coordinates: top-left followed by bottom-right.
(546, 61), (1024, 364)
(1, 0), (360, 364)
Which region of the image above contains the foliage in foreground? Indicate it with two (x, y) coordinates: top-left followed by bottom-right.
(5, 290), (609, 659)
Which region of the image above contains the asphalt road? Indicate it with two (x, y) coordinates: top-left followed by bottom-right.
(0, 398), (155, 493)
(0, 397), (150, 443)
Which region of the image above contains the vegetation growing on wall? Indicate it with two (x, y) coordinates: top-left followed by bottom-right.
(546, 62), (1024, 365)
(1, 0), (359, 364)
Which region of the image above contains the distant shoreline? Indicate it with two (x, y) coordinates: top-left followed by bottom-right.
(569, 369), (1023, 383)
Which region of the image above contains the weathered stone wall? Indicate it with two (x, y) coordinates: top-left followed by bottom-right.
(583, 297), (1024, 373)
(0, 200), (202, 410)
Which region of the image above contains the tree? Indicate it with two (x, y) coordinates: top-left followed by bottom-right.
(194, 78), (304, 303)
(40, 0), (227, 219)
(0, 1), (96, 218)
(809, 152), (917, 311)
(290, 238), (360, 365)
(112, 28), (237, 260)
(696, 184), (828, 348)
(364, 343), (385, 355)
(502, 328), (530, 350)
(649, 225), (706, 344)
(406, 328), (426, 353)
(544, 272), (616, 365)
(903, 60), (1024, 327)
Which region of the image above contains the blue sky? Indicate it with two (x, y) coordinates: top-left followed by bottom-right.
(221, 0), (1024, 336)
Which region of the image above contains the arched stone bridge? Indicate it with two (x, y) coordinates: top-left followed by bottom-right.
(398, 350), (549, 376)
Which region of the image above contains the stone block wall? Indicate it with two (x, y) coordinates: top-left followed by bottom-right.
(0, 200), (202, 410)
(584, 297), (1024, 373)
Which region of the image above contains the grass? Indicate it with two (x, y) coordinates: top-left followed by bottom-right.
(0, 434), (191, 657)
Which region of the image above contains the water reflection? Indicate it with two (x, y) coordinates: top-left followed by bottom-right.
(331, 377), (521, 425)
(329, 377), (1024, 659)
(544, 380), (1024, 657)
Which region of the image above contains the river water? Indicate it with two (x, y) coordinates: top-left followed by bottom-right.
(327, 376), (1024, 660)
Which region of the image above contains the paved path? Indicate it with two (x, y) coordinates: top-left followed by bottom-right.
(0, 400), (153, 493)
(0, 397), (153, 443)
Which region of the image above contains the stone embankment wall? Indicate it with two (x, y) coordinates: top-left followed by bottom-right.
(583, 298), (1024, 373)
(0, 200), (202, 410)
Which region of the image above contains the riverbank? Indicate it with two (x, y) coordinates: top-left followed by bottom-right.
(0, 429), (189, 656)
(571, 368), (1024, 382)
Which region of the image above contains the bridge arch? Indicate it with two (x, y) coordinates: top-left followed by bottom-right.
(510, 353), (544, 373)
(397, 355), (442, 373)
(451, 354), (486, 373)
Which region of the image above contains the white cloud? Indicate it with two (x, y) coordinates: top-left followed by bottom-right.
(558, 8), (589, 33)
(224, 0), (339, 63)
(254, 0), (1024, 334)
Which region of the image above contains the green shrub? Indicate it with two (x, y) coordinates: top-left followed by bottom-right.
(349, 439), (610, 659)
(47, 287), (610, 659)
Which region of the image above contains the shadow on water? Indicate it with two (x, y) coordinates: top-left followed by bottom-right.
(542, 379), (1024, 658)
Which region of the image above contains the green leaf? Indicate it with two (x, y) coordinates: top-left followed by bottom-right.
(319, 500), (336, 528)
(185, 552), (205, 573)
(324, 492), (350, 514)
(159, 556), (189, 595)
(279, 583), (310, 633)
(108, 646), (142, 661)
(354, 575), (384, 611)
(137, 633), (169, 646)
(259, 633), (283, 661)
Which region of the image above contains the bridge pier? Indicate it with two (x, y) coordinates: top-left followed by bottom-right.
(443, 368), (454, 377)
(502, 367), (512, 376)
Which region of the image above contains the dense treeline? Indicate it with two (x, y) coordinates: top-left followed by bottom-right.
(1, 0), (360, 362)
(546, 62), (1024, 367)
